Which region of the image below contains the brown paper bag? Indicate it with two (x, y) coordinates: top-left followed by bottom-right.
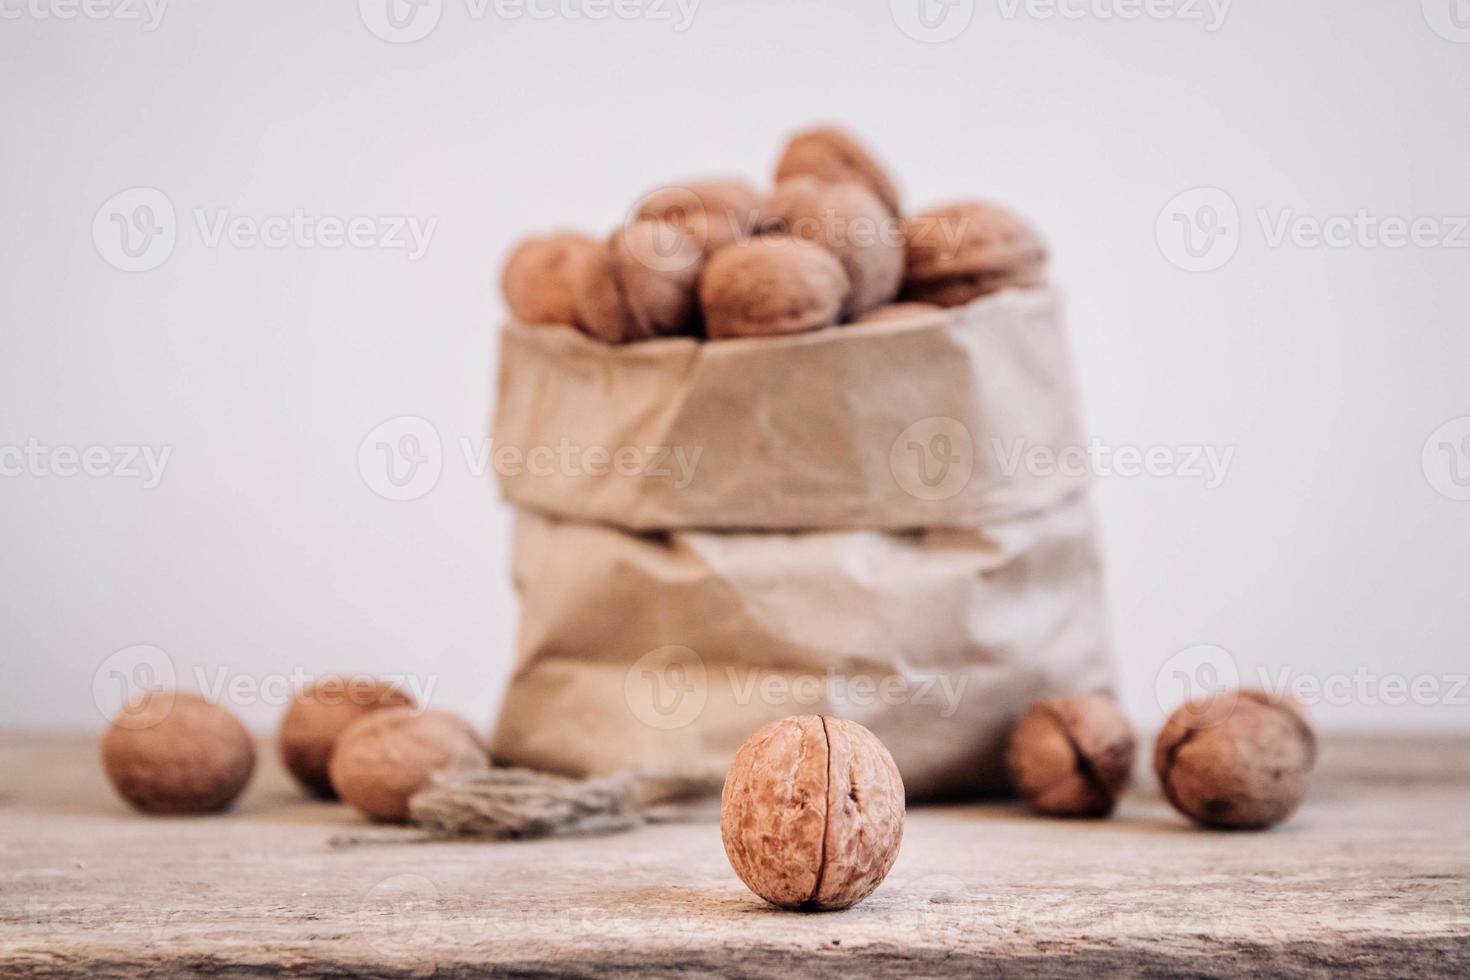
(488, 287), (1114, 800)
(492, 287), (1088, 531)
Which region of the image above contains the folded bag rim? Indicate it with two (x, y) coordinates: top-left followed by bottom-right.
(492, 285), (1090, 533)
(500, 298), (954, 357)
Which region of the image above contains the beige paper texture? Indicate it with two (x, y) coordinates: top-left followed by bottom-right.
(488, 286), (1113, 800)
(493, 286), (1088, 531)
(492, 500), (1110, 800)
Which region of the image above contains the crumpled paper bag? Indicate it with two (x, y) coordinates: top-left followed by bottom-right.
(488, 287), (1113, 800)
(492, 287), (1088, 531)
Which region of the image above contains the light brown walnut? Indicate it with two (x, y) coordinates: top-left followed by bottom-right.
(902, 201), (1047, 307)
(278, 676), (416, 799)
(774, 126), (901, 216)
(574, 220), (702, 343)
(329, 707), (490, 823)
(1155, 690), (1317, 830)
(635, 178), (762, 256)
(721, 716), (905, 911)
(500, 232), (600, 326)
(699, 237), (850, 340)
(101, 691), (255, 815)
(759, 177), (904, 319)
(1006, 693), (1135, 818)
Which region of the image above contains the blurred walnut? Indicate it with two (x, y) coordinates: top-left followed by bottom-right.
(635, 179), (762, 256)
(329, 707), (490, 823)
(1006, 693), (1135, 817)
(500, 232), (600, 326)
(574, 220), (702, 343)
(102, 691), (255, 815)
(721, 715), (904, 911)
(759, 177), (904, 319)
(902, 201), (1047, 306)
(278, 676), (416, 798)
(774, 126), (901, 215)
(699, 237), (850, 340)
(1154, 690), (1316, 830)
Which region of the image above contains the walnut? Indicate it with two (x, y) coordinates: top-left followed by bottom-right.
(759, 177), (904, 319)
(721, 716), (905, 911)
(1005, 693), (1135, 817)
(500, 232), (600, 326)
(101, 691), (255, 814)
(1154, 690), (1317, 829)
(574, 220), (702, 343)
(774, 126), (901, 216)
(902, 201), (1047, 306)
(635, 179), (762, 256)
(329, 707), (490, 823)
(699, 237), (850, 340)
(278, 676), (416, 798)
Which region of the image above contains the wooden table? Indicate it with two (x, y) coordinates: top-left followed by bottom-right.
(2, 733), (1467, 977)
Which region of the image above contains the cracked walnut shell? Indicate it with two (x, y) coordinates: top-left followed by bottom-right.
(1006, 693), (1135, 817)
(721, 716), (905, 911)
(1154, 690), (1316, 830)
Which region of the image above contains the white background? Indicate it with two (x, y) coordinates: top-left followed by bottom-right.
(2, 0), (1467, 734)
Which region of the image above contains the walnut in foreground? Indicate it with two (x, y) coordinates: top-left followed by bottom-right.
(329, 707), (490, 823)
(721, 715), (904, 911)
(1006, 693), (1135, 818)
(1155, 690), (1316, 830)
(102, 690), (255, 814)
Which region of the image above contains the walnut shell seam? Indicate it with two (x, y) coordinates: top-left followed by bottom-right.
(1034, 700), (1124, 807)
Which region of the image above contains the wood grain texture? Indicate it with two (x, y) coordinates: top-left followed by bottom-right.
(2, 733), (1468, 978)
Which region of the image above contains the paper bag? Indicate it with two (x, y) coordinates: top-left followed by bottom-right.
(492, 287), (1088, 531)
(488, 287), (1114, 800)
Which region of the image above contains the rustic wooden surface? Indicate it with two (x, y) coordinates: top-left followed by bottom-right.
(2, 732), (1468, 978)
